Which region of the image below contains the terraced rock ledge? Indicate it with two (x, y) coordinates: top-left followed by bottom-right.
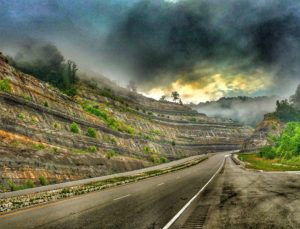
(0, 54), (253, 192)
(0, 155), (208, 213)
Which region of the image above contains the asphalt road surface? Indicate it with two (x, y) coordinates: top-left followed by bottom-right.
(0, 152), (299, 229)
(0, 153), (225, 229)
(171, 156), (300, 229)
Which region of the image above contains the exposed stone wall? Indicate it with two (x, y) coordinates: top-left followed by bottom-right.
(0, 58), (253, 190)
(242, 114), (283, 152)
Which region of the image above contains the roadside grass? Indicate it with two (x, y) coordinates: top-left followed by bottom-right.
(238, 153), (300, 171)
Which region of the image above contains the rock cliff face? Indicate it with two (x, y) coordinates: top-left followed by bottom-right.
(242, 114), (283, 152)
(0, 54), (253, 190)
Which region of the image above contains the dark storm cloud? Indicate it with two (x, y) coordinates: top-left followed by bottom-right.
(105, 0), (300, 91)
(1, 0), (300, 98)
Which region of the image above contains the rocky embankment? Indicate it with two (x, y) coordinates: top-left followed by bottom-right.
(242, 114), (283, 152)
(0, 53), (253, 191)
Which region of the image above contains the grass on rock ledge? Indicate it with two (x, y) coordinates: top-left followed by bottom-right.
(80, 100), (135, 135)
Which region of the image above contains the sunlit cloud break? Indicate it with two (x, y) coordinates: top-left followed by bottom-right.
(145, 61), (274, 103)
(145, 69), (273, 103)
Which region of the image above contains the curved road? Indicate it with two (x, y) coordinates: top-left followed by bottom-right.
(0, 153), (226, 229)
(1, 153), (299, 229)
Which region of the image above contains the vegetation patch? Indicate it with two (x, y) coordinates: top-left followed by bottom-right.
(0, 79), (11, 93)
(53, 122), (61, 129)
(20, 94), (32, 101)
(87, 145), (97, 153)
(9, 45), (78, 94)
(7, 179), (35, 191)
(159, 156), (168, 163)
(17, 112), (26, 120)
(143, 146), (163, 163)
(238, 153), (300, 171)
(39, 176), (49, 186)
(98, 87), (124, 104)
(43, 101), (49, 107)
(260, 122), (300, 159)
(106, 150), (117, 159)
(239, 122), (300, 171)
(86, 127), (97, 138)
(273, 100), (300, 122)
(81, 100), (135, 134)
(70, 122), (80, 134)
(32, 143), (46, 150)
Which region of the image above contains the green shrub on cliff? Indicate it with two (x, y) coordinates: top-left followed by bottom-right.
(88, 146), (97, 153)
(32, 143), (45, 150)
(39, 176), (48, 186)
(159, 156), (168, 163)
(87, 127), (97, 138)
(17, 112), (26, 120)
(20, 94), (32, 101)
(106, 150), (116, 159)
(70, 122), (80, 134)
(43, 101), (49, 107)
(25, 179), (35, 188)
(8, 179), (35, 191)
(259, 122), (300, 160)
(0, 79), (11, 93)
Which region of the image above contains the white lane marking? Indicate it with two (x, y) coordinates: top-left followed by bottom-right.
(113, 194), (131, 201)
(162, 157), (226, 229)
(158, 183), (165, 186)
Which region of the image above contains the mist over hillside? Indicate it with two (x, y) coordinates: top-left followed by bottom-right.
(190, 96), (281, 126)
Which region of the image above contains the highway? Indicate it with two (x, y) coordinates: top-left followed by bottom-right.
(0, 153), (226, 229)
(0, 152), (299, 229)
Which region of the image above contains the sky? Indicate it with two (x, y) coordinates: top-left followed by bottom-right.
(1, 0), (300, 103)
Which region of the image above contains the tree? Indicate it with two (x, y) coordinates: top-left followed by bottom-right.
(127, 80), (137, 92)
(160, 95), (166, 101)
(275, 99), (300, 122)
(179, 99), (183, 105)
(290, 84), (300, 109)
(8, 44), (78, 93)
(66, 60), (78, 85)
(171, 91), (180, 102)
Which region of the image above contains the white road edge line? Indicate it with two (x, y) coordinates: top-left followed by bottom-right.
(113, 194), (131, 201)
(158, 183), (165, 186)
(162, 155), (227, 229)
